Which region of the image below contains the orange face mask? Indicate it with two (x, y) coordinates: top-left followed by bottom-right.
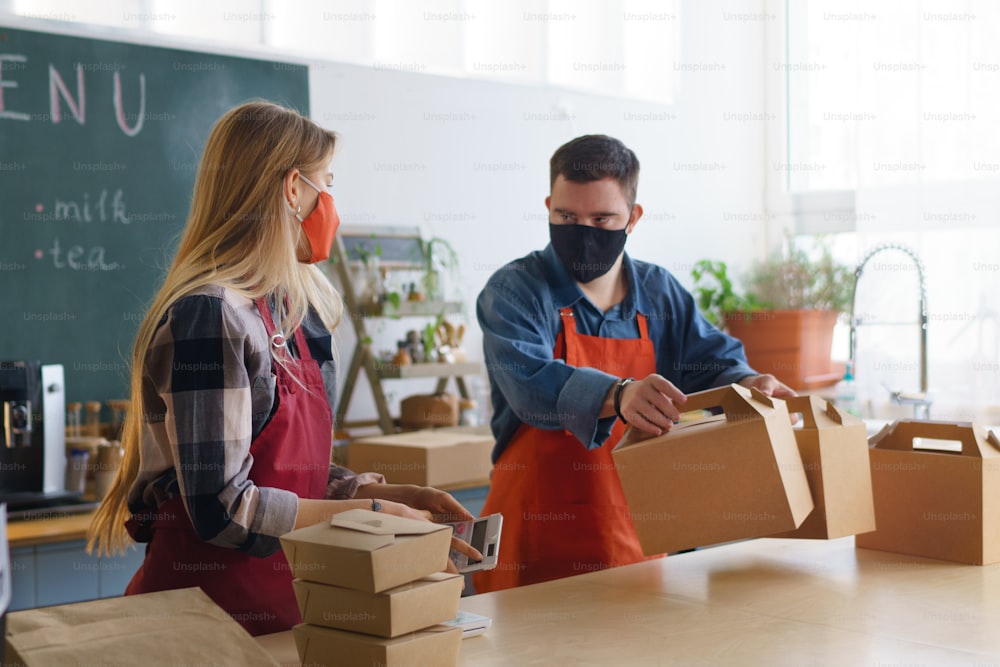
(295, 175), (340, 264)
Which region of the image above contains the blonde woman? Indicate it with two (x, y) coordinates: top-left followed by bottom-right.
(88, 101), (480, 636)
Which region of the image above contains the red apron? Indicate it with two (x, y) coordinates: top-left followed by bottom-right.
(473, 307), (658, 593)
(125, 297), (331, 636)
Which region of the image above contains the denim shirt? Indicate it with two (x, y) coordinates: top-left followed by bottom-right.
(477, 244), (757, 463)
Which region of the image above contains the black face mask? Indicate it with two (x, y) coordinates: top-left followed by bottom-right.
(549, 223), (629, 283)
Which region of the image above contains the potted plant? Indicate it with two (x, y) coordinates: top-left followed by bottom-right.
(417, 236), (460, 303)
(691, 239), (854, 390)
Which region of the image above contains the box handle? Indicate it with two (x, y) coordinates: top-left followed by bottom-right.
(679, 383), (774, 420)
(784, 395), (851, 429)
(785, 395), (819, 429)
(871, 419), (987, 457)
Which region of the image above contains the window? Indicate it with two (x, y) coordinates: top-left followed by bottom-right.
(778, 0), (1000, 422)
(786, 0), (1000, 192)
(9, 0), (680, 104)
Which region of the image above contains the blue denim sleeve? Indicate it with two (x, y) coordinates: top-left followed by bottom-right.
(478, 282), (617, 451)
(652, 273), (757, 391)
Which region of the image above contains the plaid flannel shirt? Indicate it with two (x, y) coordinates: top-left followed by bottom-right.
(126, 285), (383, 557)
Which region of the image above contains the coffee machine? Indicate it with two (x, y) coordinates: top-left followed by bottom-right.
(0, 361), (66, 506)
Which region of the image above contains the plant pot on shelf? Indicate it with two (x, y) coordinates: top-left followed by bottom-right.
(723, 308), (844, 391)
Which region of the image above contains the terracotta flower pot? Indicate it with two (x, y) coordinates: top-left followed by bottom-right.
(723, 309), (843, 390)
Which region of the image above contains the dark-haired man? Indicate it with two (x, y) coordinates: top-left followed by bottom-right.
(472, 134), (793, 593)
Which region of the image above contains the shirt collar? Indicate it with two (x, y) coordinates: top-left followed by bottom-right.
(541, 243), (643, 318)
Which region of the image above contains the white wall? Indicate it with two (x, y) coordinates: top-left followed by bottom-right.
(309, 1), (770, 427)
(0, 2), (771, 428)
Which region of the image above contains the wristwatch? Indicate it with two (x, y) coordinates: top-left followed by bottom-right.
(614, 377), (634, 424)
(371, 499), (382, 512)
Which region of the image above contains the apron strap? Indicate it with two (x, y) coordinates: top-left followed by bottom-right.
(635, 312), (650, 340)
(254, 296), (315, 363)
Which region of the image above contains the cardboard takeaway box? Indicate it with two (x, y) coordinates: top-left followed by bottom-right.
(611, 384), (814, 556)
(348, 427), (493, 486)
(855, 419), (1000, 565)
(292, 572), (463, 637)
(280, 509), (452, 593)
(293, 622), (462, 667)
(772, 395), (876, 539)
(5, 588), (278, 667)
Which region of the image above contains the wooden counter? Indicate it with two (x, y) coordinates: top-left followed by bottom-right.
(258, 536), (1000, 665)
(8, 511), (95, 549)
(3, 476), (489, 551)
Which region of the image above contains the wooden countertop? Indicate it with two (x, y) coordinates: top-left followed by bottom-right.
(258, 536), (1000, 665)
(8, 511), (95, 549)
(3, 477), (490, 551)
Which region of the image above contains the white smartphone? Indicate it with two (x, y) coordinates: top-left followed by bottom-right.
(447, 513), (503, 573)
(442, 609), (493, 638)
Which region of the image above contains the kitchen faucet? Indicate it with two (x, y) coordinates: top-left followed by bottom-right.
(847, 244), (931, 419)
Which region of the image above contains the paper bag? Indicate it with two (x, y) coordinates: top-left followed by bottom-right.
(5, 587), (278, 667)
(612, 383), (813, 555)
(772, 395), (876, 539)
(855, 419), (1000, 565)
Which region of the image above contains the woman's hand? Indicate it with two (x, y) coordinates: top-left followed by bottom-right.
(369, 496), (483, 580)
(408, 486), (477, 524)
(355, 483), (476, 524)
(369, 498), (432, 522)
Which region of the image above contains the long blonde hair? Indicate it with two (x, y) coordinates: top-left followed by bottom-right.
(88, 101), (342, 556)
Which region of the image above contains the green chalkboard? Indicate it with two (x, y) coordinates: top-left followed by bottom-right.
(0, 27), (309, 412)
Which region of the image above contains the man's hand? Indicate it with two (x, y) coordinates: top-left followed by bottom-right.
(737, 373), (797, 398)
(616, 374), (687, 437)
(737, 374), (800, 424)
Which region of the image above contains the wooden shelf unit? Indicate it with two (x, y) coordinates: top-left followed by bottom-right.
(330, 226), (479, 434)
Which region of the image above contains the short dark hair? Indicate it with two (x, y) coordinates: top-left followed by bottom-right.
(549, 135), (640, 208)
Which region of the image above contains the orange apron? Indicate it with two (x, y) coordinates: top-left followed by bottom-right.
(473, 307), (657, 593)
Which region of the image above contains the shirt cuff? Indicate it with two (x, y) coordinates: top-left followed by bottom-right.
(325, 468), (386, 500)
(716, 367), (759, 386)
(248, 486), (298, 557)
(557, 368), (617, 450)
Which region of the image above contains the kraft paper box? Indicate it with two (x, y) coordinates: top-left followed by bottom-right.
(293, 622), (462, 667)
(772, 395), (876, 539)
(280, 509), (452, 593)
(292, 572), (463, 637)
(349, 428), (493, 486)
(855, 420), (1000, 565)
(4, 588), (278, 667)
(612, 384), (813, 556)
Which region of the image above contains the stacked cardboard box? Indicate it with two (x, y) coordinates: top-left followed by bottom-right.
(280, 509), (463, 667)
(348, 427), (494, 487)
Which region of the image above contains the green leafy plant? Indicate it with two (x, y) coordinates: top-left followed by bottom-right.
(692, 238), (854, 327)
(346, 236), (404, 313)
(422, 311), (445, 362)
(691, 260), (761, 327)
(418, 236), (460, 302)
